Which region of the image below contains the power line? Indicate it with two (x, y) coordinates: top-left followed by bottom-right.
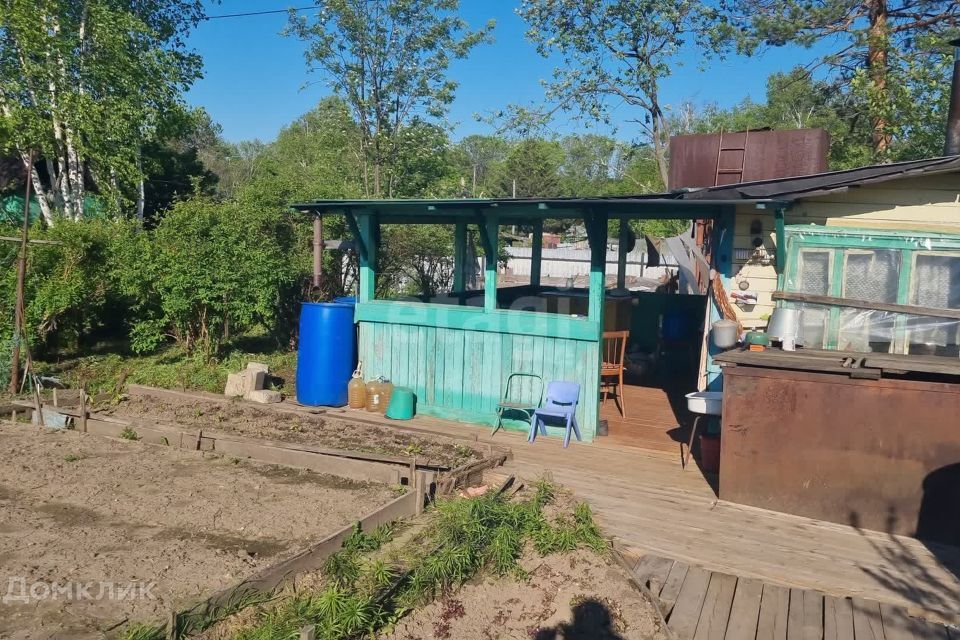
(204, 5), (319, 20)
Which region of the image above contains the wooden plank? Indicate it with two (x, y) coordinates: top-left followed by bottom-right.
(852, 598), (886, 640)
(694, 572), (738, 640)
(175, 489), (418, 635)
(772, 291), (960, 321)
(788, 589), (806, 640)
(801, 589), (824, 640)
(880, 603), (920, 640)
(824, 596), (855, 640)
(756, 584), (789, 640)
(726, 578), (764, 640)
(660, 561), (691, 617)
(670, 566), (712, 640)
(634, 555), (676, 594)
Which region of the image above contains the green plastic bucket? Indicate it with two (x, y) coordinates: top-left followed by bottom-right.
(385, 387), (416, 420)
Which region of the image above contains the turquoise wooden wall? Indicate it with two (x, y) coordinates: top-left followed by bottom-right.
(358, 319), (601, 441)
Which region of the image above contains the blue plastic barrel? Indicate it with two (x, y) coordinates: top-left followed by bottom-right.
(296, 301), (355, 406)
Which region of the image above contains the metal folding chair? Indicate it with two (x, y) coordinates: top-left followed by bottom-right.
(492, 372), (543, 436)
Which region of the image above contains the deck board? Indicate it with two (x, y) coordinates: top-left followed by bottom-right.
(725, 578), (764, 640)
(671, 567), (713, 640)
(330, 404), (960, 625)
(635, 554), (953, 640)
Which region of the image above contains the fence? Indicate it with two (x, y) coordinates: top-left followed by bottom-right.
(501, 246), (677, 281)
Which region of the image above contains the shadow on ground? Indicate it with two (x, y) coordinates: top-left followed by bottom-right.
(533, 598), (627, 640)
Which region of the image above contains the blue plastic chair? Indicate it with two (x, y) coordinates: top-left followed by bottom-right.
(529, 381), (582, 448)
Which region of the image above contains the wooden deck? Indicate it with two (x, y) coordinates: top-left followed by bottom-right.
(627, 554), (958, 640)
(599, 382), (693, 454)
(328, 406), (960, 625)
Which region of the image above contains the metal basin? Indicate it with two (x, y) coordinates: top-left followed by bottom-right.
(685, 391), (723, 416)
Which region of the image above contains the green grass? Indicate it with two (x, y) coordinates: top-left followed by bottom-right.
(120, 426), (140, 441)
(226, 481), (607, 640)
(32, 342), (297, 397)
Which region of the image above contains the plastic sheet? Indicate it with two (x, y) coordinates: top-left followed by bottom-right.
(783, 227), (960, 356)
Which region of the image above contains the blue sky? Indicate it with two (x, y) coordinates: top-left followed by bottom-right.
(186, 0), (826, 144)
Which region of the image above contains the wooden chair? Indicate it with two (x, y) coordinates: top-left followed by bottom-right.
(601, 330), (629, 418)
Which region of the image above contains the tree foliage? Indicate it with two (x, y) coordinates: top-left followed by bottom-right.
(286, 0), (493, 198)
(0, 0), (205, 222)
(721, 0), (960, 157)
(516, 0), (728, 186)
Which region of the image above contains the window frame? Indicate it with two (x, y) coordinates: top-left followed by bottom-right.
(782, 227), (960, 354)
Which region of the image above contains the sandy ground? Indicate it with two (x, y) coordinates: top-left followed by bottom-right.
(0, 425), (398, 639)
(99, 395), (479, 467)
(381, 549), (667, 640)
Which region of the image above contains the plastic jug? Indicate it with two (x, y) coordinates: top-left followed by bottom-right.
(347, 363), (366, 409)
(378, 379), (394, 414)
(365, 378), (382, 412)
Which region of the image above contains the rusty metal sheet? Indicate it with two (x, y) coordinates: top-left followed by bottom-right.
(668, 129), (830, 190)
(719, 366), (960, 543)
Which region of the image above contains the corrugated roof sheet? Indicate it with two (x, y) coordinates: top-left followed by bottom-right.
(679, 155), (960, 201)
(291, 155), (960, 215)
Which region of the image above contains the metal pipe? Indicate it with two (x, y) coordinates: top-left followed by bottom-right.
(944, 38), (960, 156)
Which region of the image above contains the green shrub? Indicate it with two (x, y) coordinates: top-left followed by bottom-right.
(116, 196), (302, 357)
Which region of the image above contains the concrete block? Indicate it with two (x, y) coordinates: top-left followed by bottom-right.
(224, 372), (247, 397)
(245, 389), (281, 404)
(247, 362), (270, 374)
(246, 370), (266, 392)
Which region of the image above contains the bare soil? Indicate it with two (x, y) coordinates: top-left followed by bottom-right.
(381, 548), (667, 640)
(98, 395), (480, 467)
(0, 425), (398, 639)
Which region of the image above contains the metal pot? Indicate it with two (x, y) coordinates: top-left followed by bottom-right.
(767, 308), (803, 341)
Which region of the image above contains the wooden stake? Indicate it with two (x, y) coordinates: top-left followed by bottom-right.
(9, 151), (33, 395)
(79, 387), (88, 433)
(300, 624), (317, 640)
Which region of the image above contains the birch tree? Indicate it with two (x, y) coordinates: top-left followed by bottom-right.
(0, 0), (204, 223)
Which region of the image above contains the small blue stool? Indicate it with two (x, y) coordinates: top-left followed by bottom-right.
(530, 381), (582, 448)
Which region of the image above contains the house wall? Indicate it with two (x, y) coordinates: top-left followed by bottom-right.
(730, 173), (960, 326)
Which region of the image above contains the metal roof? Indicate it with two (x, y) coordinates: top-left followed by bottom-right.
(680, 155), (960, 201)
(290, 155), (960, 219)
(290, 195), (781, 222)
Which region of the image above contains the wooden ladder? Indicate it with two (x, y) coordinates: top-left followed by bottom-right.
(714, 129), (750, 185)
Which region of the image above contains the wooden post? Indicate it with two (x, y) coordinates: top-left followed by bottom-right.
(312, 215), (323, 290)
(586, 212), (608, 329)
(79, 387), (88, 433)
(530, 218), (543, 288)
(355, 212), (378, 303)
(453, 221), (467, 292)
(482, 214), (498, 312)
(9, 151), (33, 395)
(299, 625), (317, 640)
(617, 218), (629, 290)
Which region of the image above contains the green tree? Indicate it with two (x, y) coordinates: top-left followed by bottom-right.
(558, 134), (632, 196)
(0, 0), (205, 222)
(491, 139), (563, 198)
(286, 0), (493, 198)
(517, 0), (727, 187)
(450, 134), (510, 197)
(721, 0), (960, 156)
(115, 196), (300, 357)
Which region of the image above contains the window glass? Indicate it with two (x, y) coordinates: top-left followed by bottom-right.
(912, 254), (960, 309)
(796, 250), (831, 294)
(842, 249), (900, 302)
